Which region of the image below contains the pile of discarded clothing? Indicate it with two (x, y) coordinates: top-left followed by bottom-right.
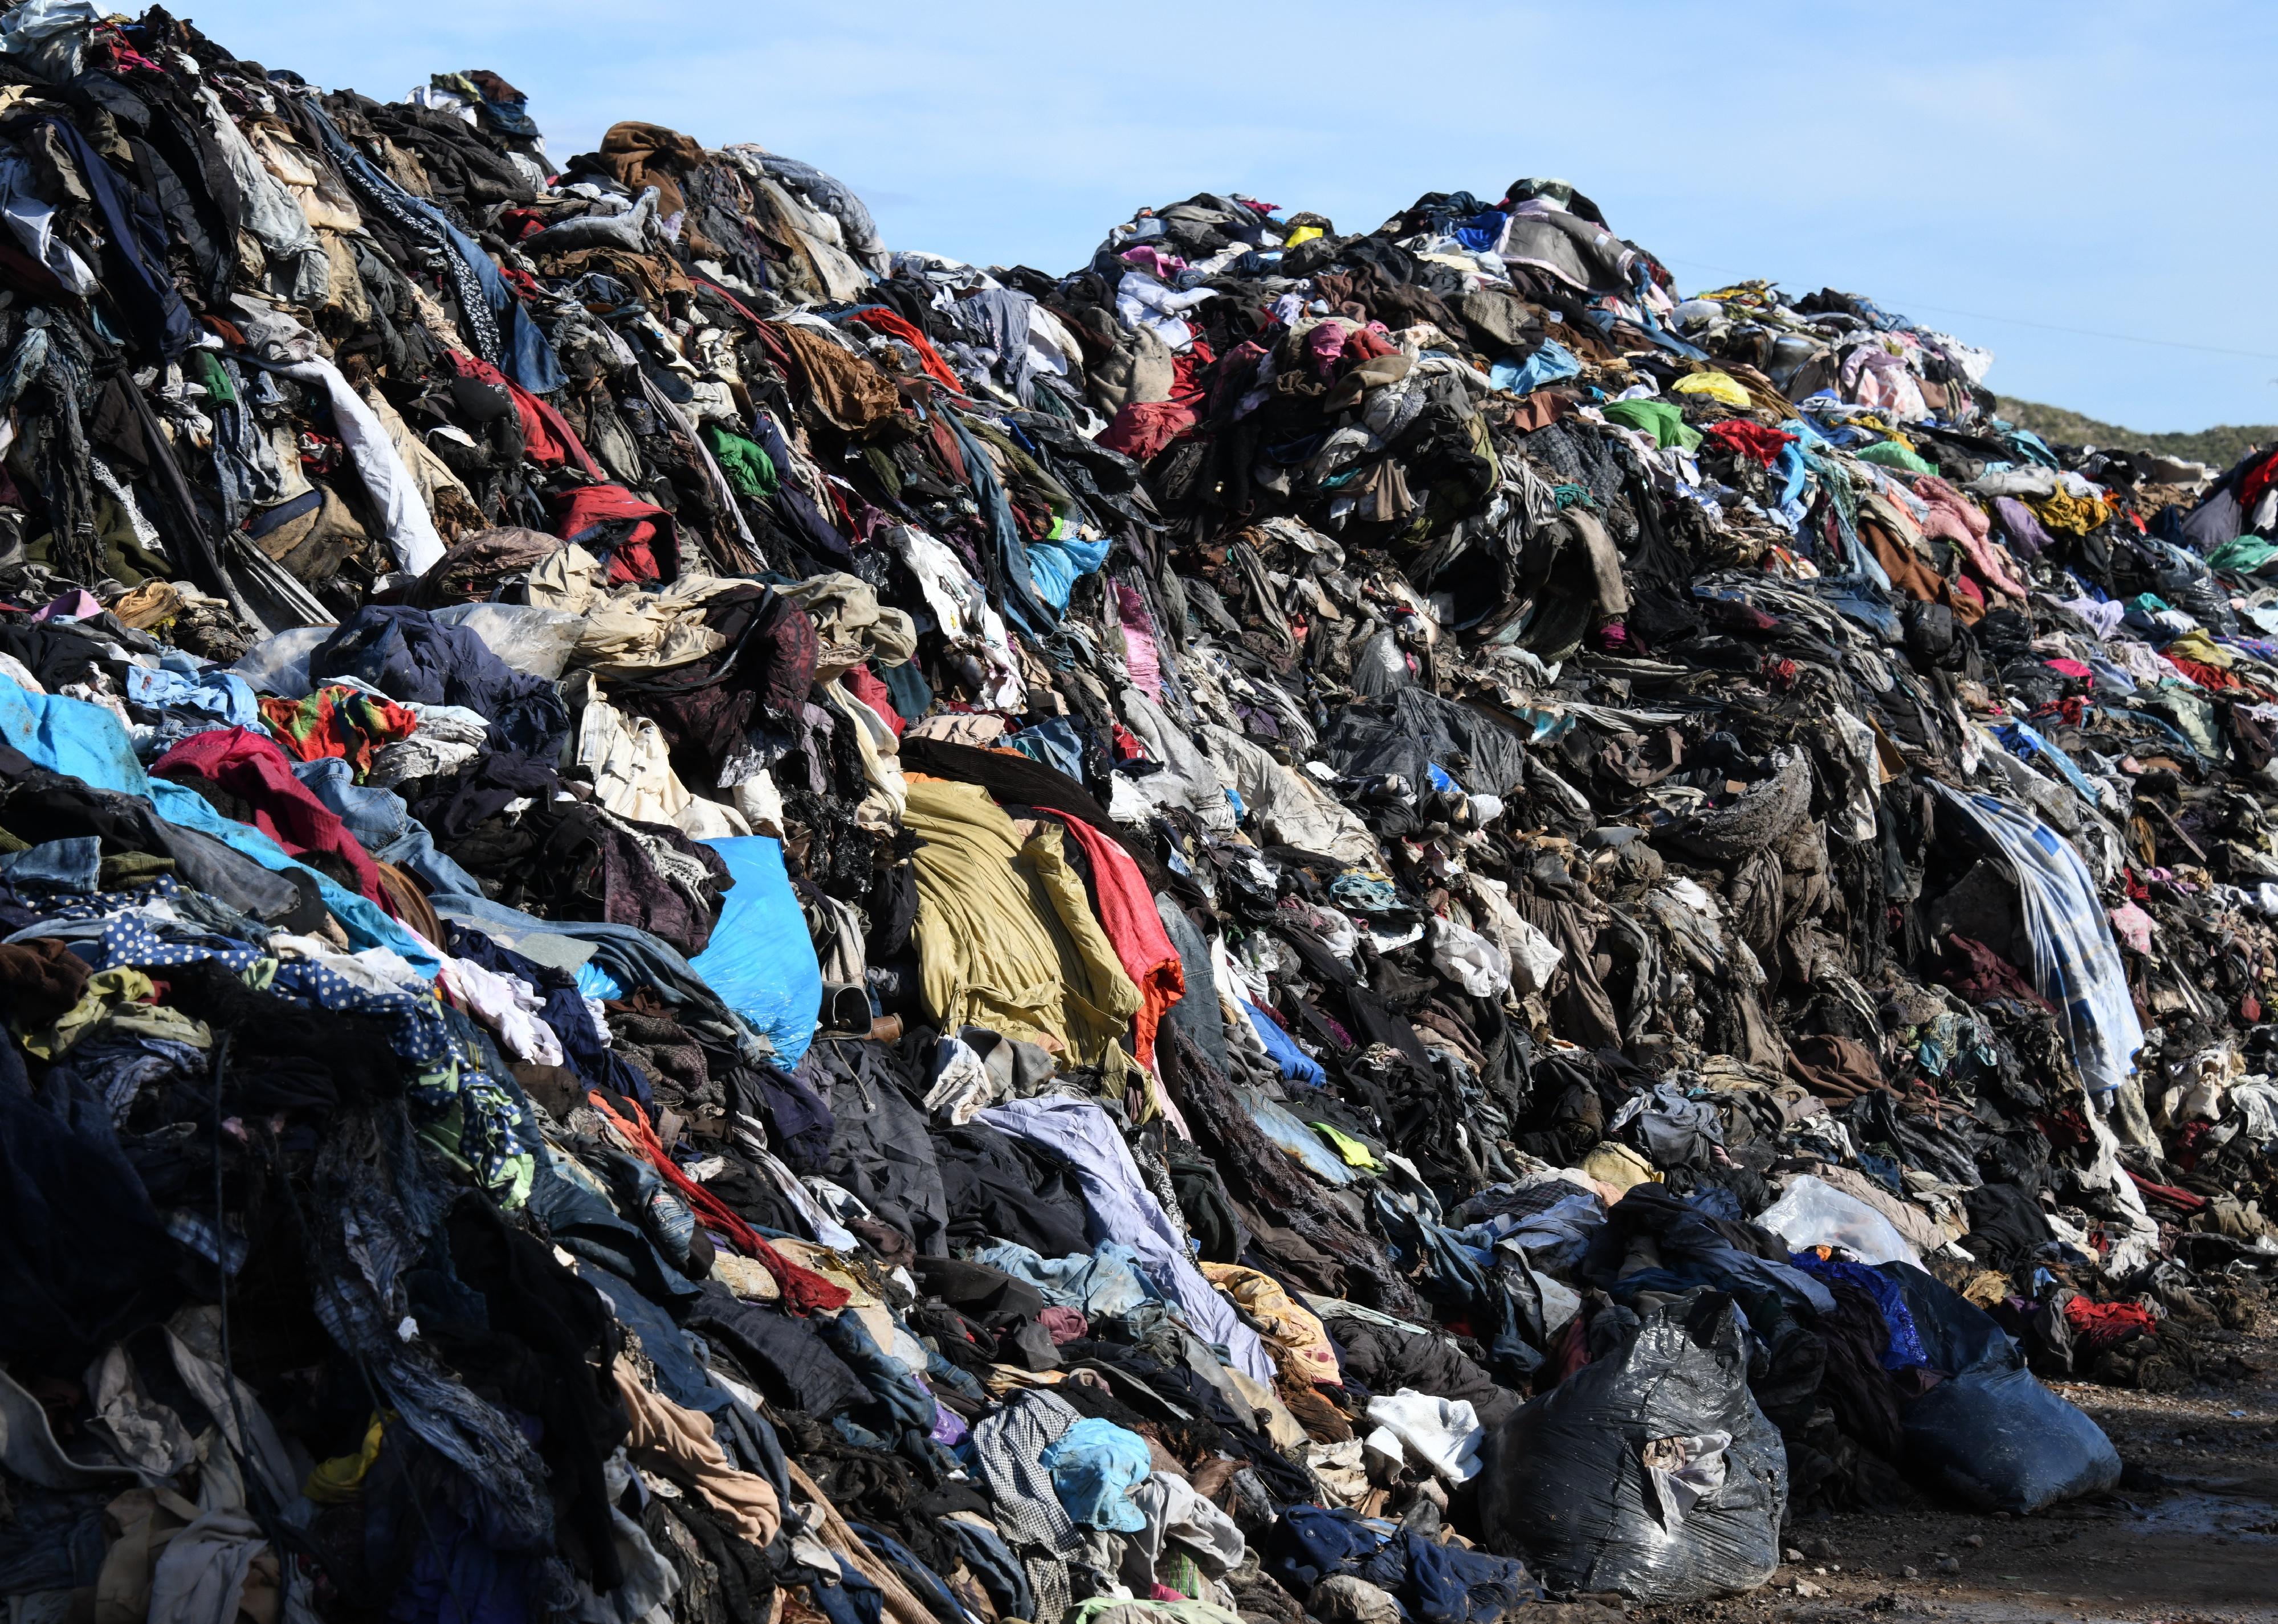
(1, 5), (2274, 1619)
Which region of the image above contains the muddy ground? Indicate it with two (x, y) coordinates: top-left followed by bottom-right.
(1592, 1299), (2278, 1624)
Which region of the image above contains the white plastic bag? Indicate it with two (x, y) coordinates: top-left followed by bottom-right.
(1755, 1173), (1922, 1268)
(229, 625), (334, 696)
(430, 602), (586, 680)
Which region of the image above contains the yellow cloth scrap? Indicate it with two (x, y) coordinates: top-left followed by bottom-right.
(305, 1413), (387, 1503)
(2026, 485), (2109, 536)
(1669, 370), (1751, 407)
(1200, 1262), (1339, 1385)
(1580, 1140), (1661, 1192)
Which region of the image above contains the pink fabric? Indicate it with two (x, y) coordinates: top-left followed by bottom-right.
(1116, 584), (1164, 700)
(1119, 245), (1185, 279)
(34, 589), (100, 623)
(1914, 474), (2028, 601)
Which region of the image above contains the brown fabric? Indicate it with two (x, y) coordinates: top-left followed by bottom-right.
(410, 527), (566, 608)
(0, 937), (93, 1025)
(771, 324), (901, 433)
(596, 121), (707, 217)
(1784, 1033), (1887, 1100)
(1863, 515), (1983, 626)
(374, 860), (442, 949)
(256, 485), (373, 587)
(613, 1357), (781, 1545)
(529, 243), (689, 308)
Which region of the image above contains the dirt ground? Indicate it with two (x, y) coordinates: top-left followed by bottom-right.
(1599, 1302), (2278, 1624)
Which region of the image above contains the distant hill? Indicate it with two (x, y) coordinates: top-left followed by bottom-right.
(1995, 398), (2272, 469)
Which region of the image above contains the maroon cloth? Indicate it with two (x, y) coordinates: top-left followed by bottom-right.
(153, 727), (390, 909)
(1939, 933), (2056, 1015)
(1038, 1305), (1088, 1344)
(612, 587), (817, 790)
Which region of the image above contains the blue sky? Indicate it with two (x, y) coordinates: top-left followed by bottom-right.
(189, 0), (2278, 432)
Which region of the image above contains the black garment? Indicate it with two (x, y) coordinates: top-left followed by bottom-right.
(15, 115), (195, 357)
(804, 1038), (948, 1258)
(931, 1120), (1090, 1258)
(679, 1287), (871, 1418)
(1959, 1181), (2056, 1270)
(1326, 1318), (1521, 1429)
(1157, 1025), (1417, 1317)
(0, 1038), (181, 1372)
(422, 1198), (629, 1587)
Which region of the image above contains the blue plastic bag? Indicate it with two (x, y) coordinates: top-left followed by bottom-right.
(691, 837), (823, 1065)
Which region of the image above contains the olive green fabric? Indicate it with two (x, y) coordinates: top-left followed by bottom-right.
(904, 776), (1139, 1062)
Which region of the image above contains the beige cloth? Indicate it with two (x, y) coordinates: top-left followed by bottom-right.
(786, 572), (918, 672)
(613, 1358), (781, 1545)
(903, 712), (1009, 748)
(571, 672), (748, 839)
(537, 568), (744, 672)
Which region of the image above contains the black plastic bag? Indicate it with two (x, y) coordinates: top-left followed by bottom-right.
(1879, 1263), (2121, 1512)
(1476, 1290), (1786, 1601)
(1902, 1366), (2121, 1513)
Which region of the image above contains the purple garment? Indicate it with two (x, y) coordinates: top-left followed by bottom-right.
(1992, 496), (2052, 562)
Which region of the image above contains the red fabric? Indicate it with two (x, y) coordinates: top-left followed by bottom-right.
(448, 352), (602, 480)
(840, 307), (967, 396)
(2124, 1169), (2206, 1212)
(2239, 447), (2278, 519)
(843, 664), (903, 738)
(2166, 656), (2259, 696)
(1545, 1314), (1591, 1388)
(2060, 1295), (2158, 1357)
(1705, 419), (1798, 467)
(584, 1090), (851, 1314)
(152, 728), (392, 910)
(1053, 811), (1184, 1066)
(1099, 398), (1199, 462)
(551, 483), (674, 582)
(1098, 343), (1216, 462)
(1340, 323), (1398, 363)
